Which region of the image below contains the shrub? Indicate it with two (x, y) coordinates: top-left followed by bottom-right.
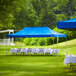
(23, 38), (31, 45)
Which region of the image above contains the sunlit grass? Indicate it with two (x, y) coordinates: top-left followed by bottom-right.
(0, 39), (76, 76)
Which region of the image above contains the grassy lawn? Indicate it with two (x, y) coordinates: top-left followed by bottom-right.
(0, 39), (76, 76)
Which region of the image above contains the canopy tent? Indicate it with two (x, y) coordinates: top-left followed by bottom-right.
(6, 27), (66, 72)
(57, 18), (76, 71)
(57, 18), (76, 54)
(57, 18), (76, 29)
(7, 27), (66, 38)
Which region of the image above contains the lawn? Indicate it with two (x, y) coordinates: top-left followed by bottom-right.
(0, 39), (76, 76)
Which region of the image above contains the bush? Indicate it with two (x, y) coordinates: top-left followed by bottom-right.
(23, 37), (54, 46)
(37, 38), (44, 46)
(53, 27), (76, 42)
(23, 38), (31, 45)
(30, 38), (38, 45)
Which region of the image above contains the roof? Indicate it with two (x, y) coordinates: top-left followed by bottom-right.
(6, 27), (66, 38)
(57, 18), (76, 29)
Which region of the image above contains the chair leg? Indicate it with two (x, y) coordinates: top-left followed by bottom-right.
(23, 53), (24, 55)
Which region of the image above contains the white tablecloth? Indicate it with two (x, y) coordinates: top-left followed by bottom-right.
(64, 54), (76, 65)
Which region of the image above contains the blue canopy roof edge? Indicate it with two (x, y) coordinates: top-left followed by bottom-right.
(6, 27), (66, 38)
(57, 18), (76, 29)
(53, 33), (66, 37)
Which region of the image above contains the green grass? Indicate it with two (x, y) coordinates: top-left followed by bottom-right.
(0, 39), (76, 76)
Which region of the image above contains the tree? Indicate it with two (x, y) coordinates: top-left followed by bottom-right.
(0, 0), (17, 30)
(13, 0), (38, 30)
(31, 0), (56, 28)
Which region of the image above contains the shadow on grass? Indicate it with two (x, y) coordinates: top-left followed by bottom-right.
(0, 54), (65, 57)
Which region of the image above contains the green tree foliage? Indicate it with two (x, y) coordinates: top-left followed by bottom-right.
(39, 11), (56, 28)
(31, 0), (56, 28)
(0, 0), (76, 42)
(52, 0), (76, 20)
(13, 0), (57, 30)
(13, 0), (38, 30)
(1, 0), (76, 30)
(0, 0), (18, 30)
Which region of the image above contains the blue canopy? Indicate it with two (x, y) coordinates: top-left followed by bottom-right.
(57, 18), (76, 29)
(7, 27), (66, 38)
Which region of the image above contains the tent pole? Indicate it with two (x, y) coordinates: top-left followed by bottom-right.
(21, 40), (23, 48)
(6, 38), (7, 55)
(57, 28), (58, 72)
(12, 31), (14, 45)
(9, 31), (10, 44)
(29, 38), (30, 48)
(66, 36), (67, 54)
(53, 37), (54, 49)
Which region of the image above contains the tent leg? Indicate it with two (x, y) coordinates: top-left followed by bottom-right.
(29, 38), (30, 55)
(6, 38), (7, 55)
(9, 31), (10, 44)
(66, 36), (67, 54)
(53, 37), (54, 49)
(29, 38), (30, 48)
(57, 28), (58, 72)
(53, 37), (55, 55)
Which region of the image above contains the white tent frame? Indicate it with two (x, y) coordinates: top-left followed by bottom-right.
(0, 30), (14, 45)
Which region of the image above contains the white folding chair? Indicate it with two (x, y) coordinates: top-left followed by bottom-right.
(48, 48), (53, 55)
(10, 48), (17, 54)
(27, 48), (32, 54)
(31, 48), (36, 54)
(17, 48), (21, 53)
(20, 48), (28, 54)
(43, 48), (48, 54)
(53, 49), (60, 54)
(35, 48), (40, 54)
(40, 48), (44, 54)
(58, 49), (60, 53)
(29, 48), (33, 54)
